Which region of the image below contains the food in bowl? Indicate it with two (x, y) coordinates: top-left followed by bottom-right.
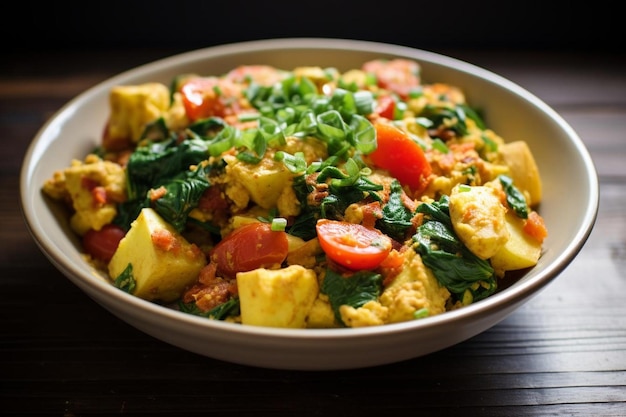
(41, 57), (547, 329)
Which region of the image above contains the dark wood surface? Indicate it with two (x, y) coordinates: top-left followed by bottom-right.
(2, 47), (625, 416)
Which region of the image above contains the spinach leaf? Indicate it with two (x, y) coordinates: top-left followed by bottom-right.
(114, 134), (216, 232)
(286, 158), (383, 240)
(321, 269), (383, 326)
(376, 179), (414, 241)
(126, 135), (210, 200)
(178, 297), (240, 321)
(188, 116), (229, 137)
(317, 158), (383, 219)
(413, 196), (496, 303)
(140, 117), (169, 142)
(419, 103), (484, 138)
(113, 263), (136, 294)
(420, 104), (469, 136)
(287, 174), (318, 240)
(151, 164), (211, 232)
(499, 174), (529, 219)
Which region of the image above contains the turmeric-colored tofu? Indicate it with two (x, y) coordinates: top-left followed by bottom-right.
(107, 83), (170, 144)
(237, 265), (319, 328)
(108, 208), (206, 302)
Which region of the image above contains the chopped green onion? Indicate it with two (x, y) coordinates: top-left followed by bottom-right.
(351, 114), (376, 154)
(353, 90), (374, 115)
(415, 117), (433, 129)
(482, 134), (498, 152)
(365, 73), (377, 86)
(413, 308), (429, 319)
(408, 87), (423, 99)
(394, 100), (407, 119)
(271, 217), (287, 232)
(275, 151), (307, 173)
(432, 138), (449, 154)
(238, 113), (260, 122)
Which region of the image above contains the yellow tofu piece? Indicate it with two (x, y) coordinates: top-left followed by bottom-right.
(449, 184), (510, 260)
(306, 295), (340, 328)
(380, 249), (450, 323)
(60, 155), (126, 235)
(107, 83), (170, 143)
(108, 208), (206, 303)
(490, 211), (542, 274)
(224, 155), (294, 209)
(237, 265), (319, 328)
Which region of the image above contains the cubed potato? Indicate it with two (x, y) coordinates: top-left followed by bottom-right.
(108, 208), (206, 302)
(490, 211), (542, 274)
(499, 141), (542, 206)
(237, 265), (319, 328)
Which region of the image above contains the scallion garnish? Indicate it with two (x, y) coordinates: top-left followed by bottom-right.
(271, 217), (287, 232)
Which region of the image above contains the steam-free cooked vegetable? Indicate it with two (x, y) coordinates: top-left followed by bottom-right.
(42, 58), (547, 328)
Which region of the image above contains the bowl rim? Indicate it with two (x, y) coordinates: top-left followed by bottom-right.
(20, 37), (600, 342)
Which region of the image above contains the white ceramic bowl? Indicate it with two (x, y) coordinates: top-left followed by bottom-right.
(20, 38), (599, 370)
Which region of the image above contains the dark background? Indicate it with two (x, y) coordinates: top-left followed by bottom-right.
(8, 1), (622, 54)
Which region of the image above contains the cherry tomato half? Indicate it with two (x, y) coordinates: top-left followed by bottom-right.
(179, 77), (239, 122)
(374, 95), (396, 120)
(367, 122), (432, 193)
(316, 219), (392, 271)
(362, 59), (421, 99)
(210, 222), (289, 278)
(82, 224), (126, 262)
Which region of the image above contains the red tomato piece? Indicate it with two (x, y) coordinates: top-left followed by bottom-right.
(225, 65), (287, 86)
(523, 211), (548, 243)
(210, 222), (289, 278)
(316, 219), (392, 271)
(179, 77), (239, 122)
(82, 224), (126, 262)
(375, 95), (396, 120)
(367, 122), (432, 193)
(362, 59), (421, 99)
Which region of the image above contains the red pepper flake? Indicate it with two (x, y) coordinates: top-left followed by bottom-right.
(151, 229), (181, 254)
(148, 186), (167, 201)
(91, 186), (108, 207)
(361, 202), (383, 229)
(182, 262), (237, 310)
(81, 176), (99, 191)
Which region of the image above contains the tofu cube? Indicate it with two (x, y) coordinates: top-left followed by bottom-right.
(449, 185), (509, 260)
(237, 265), (319, 328)
(61, 156), (126, 235)
(225, 155), (294, 209)
(107, 83), (170, 144)
(108, 208), (206, 302)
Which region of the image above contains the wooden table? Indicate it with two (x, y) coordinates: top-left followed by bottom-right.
(2, 47), (625, 416)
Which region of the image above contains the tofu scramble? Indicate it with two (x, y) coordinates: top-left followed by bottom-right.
(43, 59), (548, 329)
